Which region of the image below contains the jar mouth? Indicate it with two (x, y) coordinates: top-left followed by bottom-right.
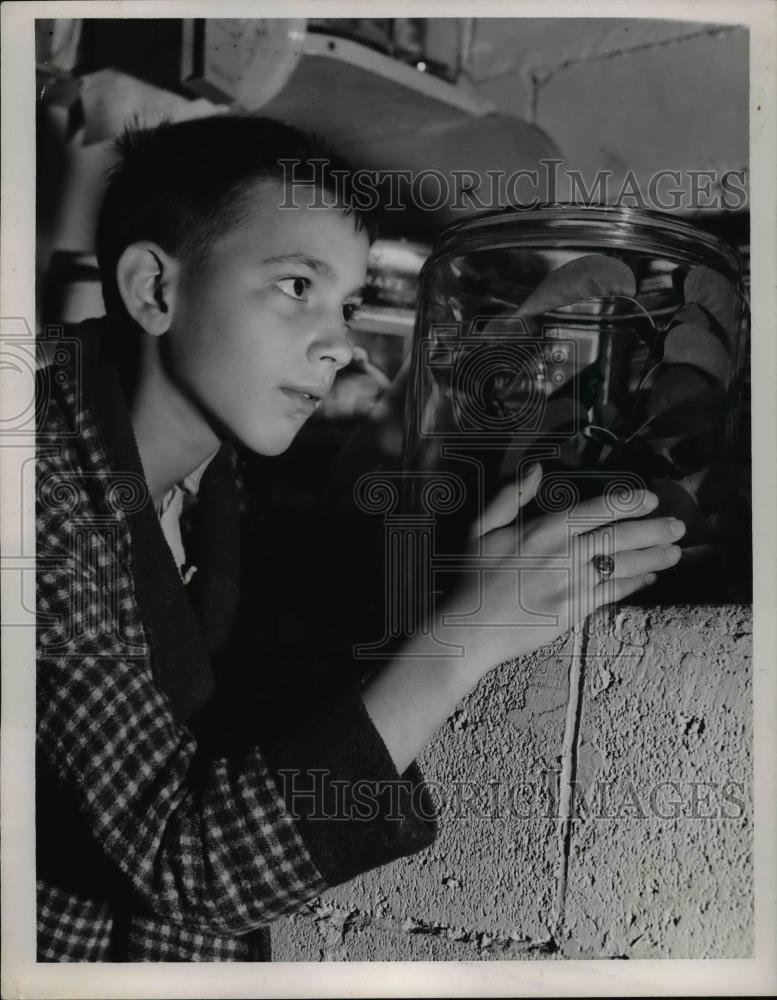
(431, 203), (743, 280)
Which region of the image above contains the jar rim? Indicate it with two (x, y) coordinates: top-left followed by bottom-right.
(431, 203), (743, 278)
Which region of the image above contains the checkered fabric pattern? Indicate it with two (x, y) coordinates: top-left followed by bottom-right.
(36, 351), (327, 961)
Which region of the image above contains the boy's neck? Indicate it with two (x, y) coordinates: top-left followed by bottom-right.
(128, 339), (222, 508)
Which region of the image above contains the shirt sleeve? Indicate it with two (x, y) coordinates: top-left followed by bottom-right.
(260, 680), (439, 888)
(37, 475), (438, 938)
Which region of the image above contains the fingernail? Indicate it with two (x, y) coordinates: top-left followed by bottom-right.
(645, 573), (658, 585)
(520, 463), (541, 484)
(643, 492), (658, 508)
(665, 545), (682, 562)
(669, 518), (685, 537)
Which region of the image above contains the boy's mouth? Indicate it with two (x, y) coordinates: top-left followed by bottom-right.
(280, 385), (325, 415)
(282, 382), (329, 400)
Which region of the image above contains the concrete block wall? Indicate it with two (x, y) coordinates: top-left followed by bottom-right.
(271, 605), (753, 960)
(468, 18), (749, 207)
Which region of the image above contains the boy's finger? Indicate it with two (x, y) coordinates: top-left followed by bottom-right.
(594, 571), (657, 608)
(469, 482), (519, 543)
(469, 463), (541, 541)
(578, 516), (686, 558)
(516, 462), (543, 509)
(547, 489), (659, 538)
(579, 544), (682, 584)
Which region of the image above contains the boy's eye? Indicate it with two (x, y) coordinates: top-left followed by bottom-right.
(276, 277), (311, 300)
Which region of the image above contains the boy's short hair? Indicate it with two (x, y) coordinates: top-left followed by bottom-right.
(95, 114), (379, 327)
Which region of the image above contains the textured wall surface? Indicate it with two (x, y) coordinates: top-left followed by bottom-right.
(270, 605), (753, 961)
(469, 17), (748, 207)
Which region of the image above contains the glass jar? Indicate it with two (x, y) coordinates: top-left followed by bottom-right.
(403, 205), (750, 604)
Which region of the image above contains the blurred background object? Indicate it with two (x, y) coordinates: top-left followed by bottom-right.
(307, 18), (394, 55)
(349, 239), (431, 377)
(307, 18), (470, 81)
(36, 18), (83, 77)
(180, 19), (307, 107)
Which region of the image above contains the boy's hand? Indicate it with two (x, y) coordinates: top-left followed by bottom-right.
(439, 463), (685, 677)
(363, 462), (686, 776)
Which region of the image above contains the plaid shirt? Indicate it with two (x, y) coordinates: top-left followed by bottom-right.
(36, 319), (438, 962)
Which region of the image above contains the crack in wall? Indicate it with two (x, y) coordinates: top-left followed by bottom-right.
(551, 617), (591, 938)
(527, 70), (542, 124)
(483, 24), (739, 86)
(491, 25), (742, 124)
(538, 24), (739, 77)
(531, 26), (740, 120)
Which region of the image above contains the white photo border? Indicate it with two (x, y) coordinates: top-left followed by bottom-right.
(2, 1), (775, 997)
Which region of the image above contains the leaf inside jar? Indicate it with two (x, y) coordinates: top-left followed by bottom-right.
(516, 254), (637, 316)
(662, 323), (731, 385)
(682, 264), (740, 350)
(645, 364), (728, 437)
(670, 302), (713, 331)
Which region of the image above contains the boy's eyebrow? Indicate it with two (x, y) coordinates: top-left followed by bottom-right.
(261, 252), (365, 297)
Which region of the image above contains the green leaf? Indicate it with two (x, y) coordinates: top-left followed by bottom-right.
(670, 303), (712, 330)
(669, 427), (725, 475)
(662, 323), (731, 385)
(678, 467), (710, 499)
(646, 364), (728, 437)
(516, 254), (637, 317)
(584, 424), (618, 445)
(683, 264), (740, 347)
(647, 435), (683, 465)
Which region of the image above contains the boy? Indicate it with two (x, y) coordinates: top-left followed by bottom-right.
(36, 114), (684, 962)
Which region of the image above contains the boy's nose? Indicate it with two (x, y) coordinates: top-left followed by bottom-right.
(311, 324), (354, 371)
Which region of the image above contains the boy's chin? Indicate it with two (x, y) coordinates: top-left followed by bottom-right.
(237, 426), (297, 458)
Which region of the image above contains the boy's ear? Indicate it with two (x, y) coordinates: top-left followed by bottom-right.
(115, 243), (180, 336)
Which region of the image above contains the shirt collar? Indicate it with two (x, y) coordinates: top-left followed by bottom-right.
(180, 447), (221, 496)
(156, 448), (220, 518)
